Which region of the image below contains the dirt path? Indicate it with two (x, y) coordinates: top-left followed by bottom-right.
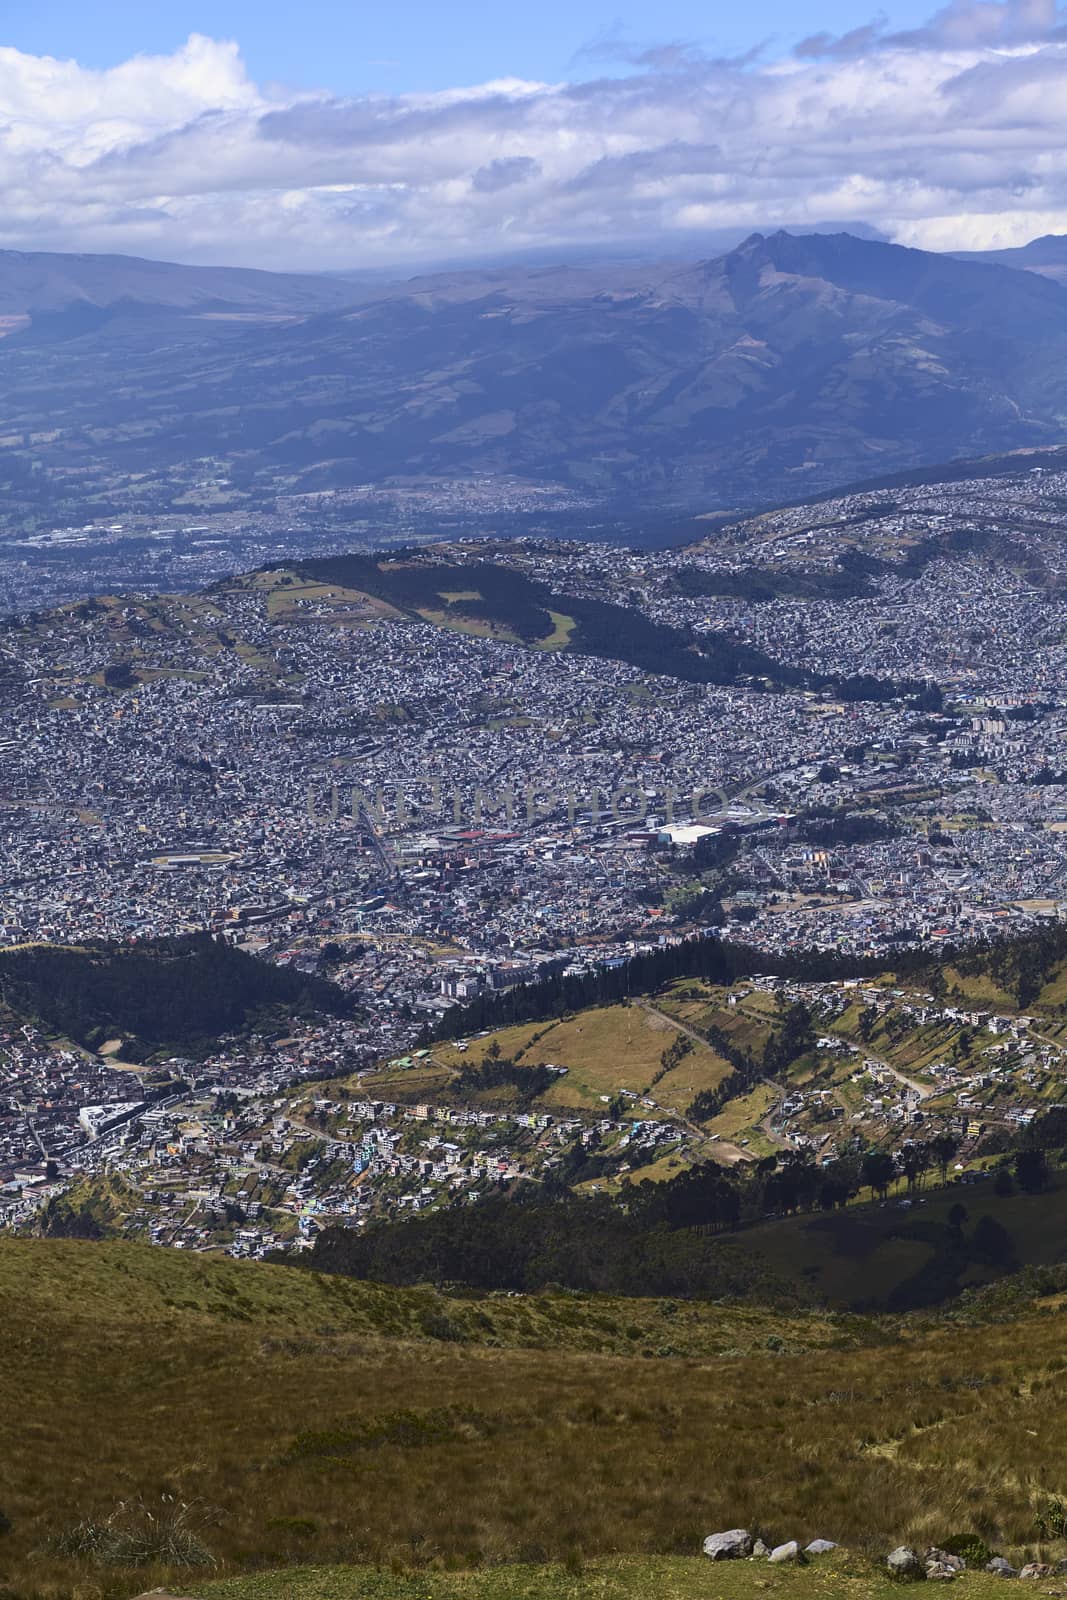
(634, 999), (763, 1162)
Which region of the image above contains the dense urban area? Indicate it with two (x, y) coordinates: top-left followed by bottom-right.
(4, 460), (1067, 1252)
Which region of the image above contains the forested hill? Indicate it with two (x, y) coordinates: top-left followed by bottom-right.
(428, 924), (1067, 1042)
(0, 933), (355, 1056)
(295, 552), (932, 701)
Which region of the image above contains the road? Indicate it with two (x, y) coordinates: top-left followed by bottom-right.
(857, 1046), (935, 1102)
(633, 998), (764, 1163)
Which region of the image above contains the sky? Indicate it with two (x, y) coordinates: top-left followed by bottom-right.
(2, 0), (944, 95)
(2, 0), (1067, 272)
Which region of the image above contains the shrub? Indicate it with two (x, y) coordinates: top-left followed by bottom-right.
(1034, 1495), (1067, 1541)
(419, 1308), (466, 1342)
(49, 1496), (216, 1569)
(265, 1515), (318, 1541)
(940, 1533), (994, 1568)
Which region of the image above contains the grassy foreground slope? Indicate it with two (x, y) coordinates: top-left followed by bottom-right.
(193, 1552), (1028, 1600)
(0, 1241), (1065, 1597)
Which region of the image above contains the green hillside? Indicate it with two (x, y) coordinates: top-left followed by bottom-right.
(0, 932), (354, 1058)
(0, 1239), (1065, 1597)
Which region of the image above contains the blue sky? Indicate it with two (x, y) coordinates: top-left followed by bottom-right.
(4, 0), (942, 93)
(1, 0), (1065, 269)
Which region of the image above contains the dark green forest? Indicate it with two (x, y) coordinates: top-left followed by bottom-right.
(0, 933), (356, 1055)
(305, 1108), (1067, 1308)
(428, 924), (1067, 1042)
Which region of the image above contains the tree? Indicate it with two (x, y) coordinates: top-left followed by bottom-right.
(764, 1003), (816, 1076)
(972, 1214), (1017, 1268)
(930, 1132), (960, 1184)
(1014, 1148), (1050, 1195)
(994, 1167), (1015, 1198)
(948, 1201), (968, 1242)
(861, 1149), (896, 1200)
(899, 1142), (930, 1193)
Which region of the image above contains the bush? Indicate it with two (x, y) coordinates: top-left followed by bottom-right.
(1034, 1495), (1067, 1541)
(48, 1496), (216, 1569)
(265, 1515), (318, 1541)
(940, 1533), (993, 1568)
(419, 1308), (466, 1342)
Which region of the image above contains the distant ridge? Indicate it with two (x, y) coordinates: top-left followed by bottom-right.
(0, 245), (363, 317)
(953, 234), (1067, 286)
(4, 228), (1067, 514)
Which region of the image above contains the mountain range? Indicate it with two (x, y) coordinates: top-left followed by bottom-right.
(952, 233), (1067, 286)
(0, 247), (363, 323)
(4, 228), (1067, 519)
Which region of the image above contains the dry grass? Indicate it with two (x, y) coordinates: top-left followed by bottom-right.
(0, 1241), (1065, 1597)
(192, 1552), (1039, 1600)
(432, 1006), (731, 1116)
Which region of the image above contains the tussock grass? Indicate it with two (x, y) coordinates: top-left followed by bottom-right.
(0, 1241), (1064, 1597)
(190, 1553), (1051, 1600)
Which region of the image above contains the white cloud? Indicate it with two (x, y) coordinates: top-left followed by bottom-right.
(3, 6), (1067, 269)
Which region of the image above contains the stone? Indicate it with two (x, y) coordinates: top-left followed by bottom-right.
(1056, 1561), (1067, 1576)
(925, 1550), (966, 1574)
(806, 1540), (839, 1556)
(887, 1546), (927, 1581)
(925, 1564), (958, 1583)
(768, 1542), (801, 1563)
(1019, 1564), (1054, 1580)
(986, 1557), (1019, 1578)
(753, 1539), (770, 1558)
(702, 1529), (754, 1561)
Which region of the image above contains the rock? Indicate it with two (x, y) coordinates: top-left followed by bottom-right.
(888, 1546), (927, 1581)
(753, 1539), (770, 1558)
(925, 1550), (966, 1574)
(1056, 1561), (1067, 1576)
(986, 1557), (1019, 1578)
(702, 1529), (754, 1561)
(1019, 1563), (1054, 1580)
(768, 1542), (801, 1563)
(806, 1540), (839, 1556)
(925, 1564), (958, 1583)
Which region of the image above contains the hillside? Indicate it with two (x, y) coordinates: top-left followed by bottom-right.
(0, 1236), (1064, 1596)
(299, 929), (1067, 1310)
(0, 246), (361, 321)
(287, 553), (813, 690)
(954, 235), (1067, 287)
(0, 933), (356, 1057)
(306, 1162), (1067, 1312)
(6, 231), (1067, 527)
